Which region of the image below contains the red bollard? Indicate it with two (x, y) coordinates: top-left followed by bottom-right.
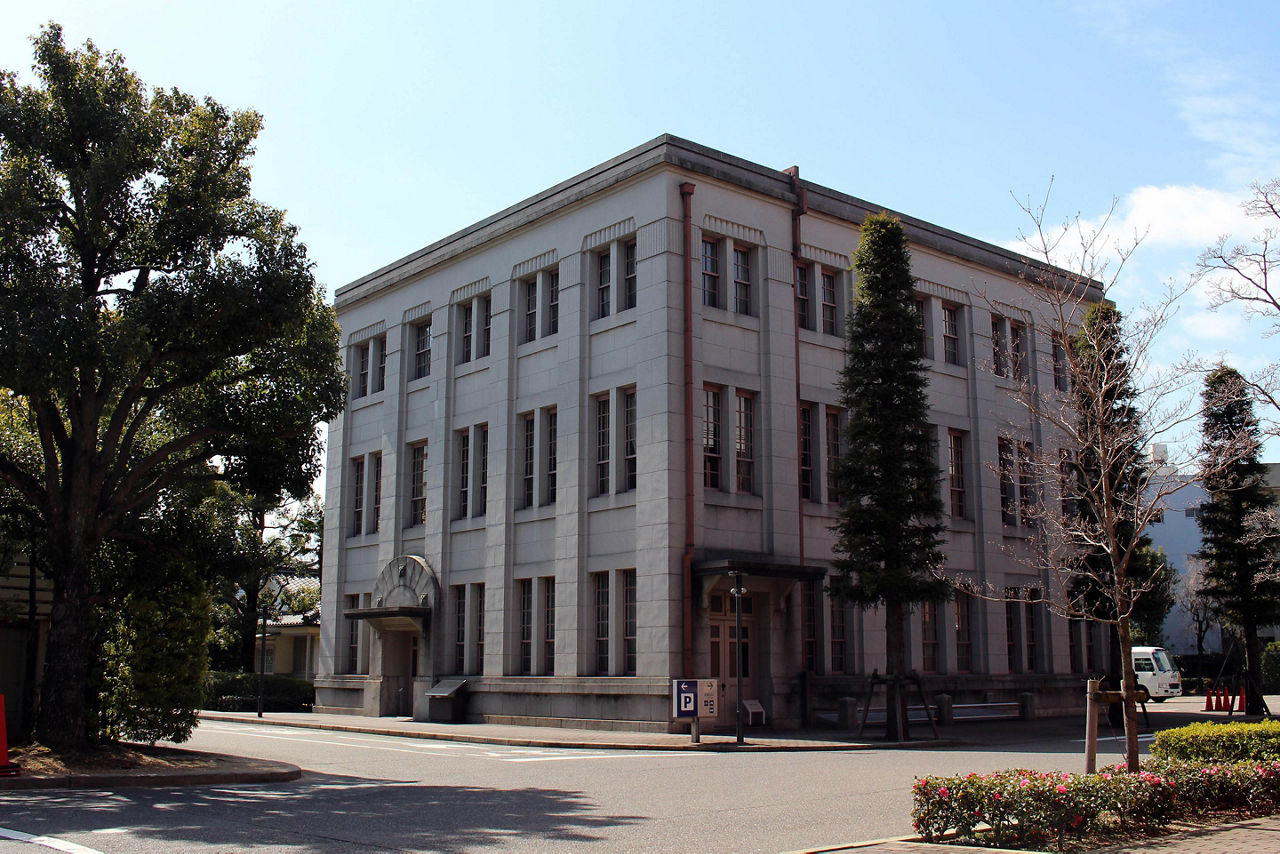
(1204, 687), (1214, 712)
(1226, 687), (1236, 713)
(1216, 686), (1226, 711)
(0, 695), (20, 777)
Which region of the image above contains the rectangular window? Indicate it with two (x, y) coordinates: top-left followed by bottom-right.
(942, 305), (960, 366)
(701, 239), (721, 308)
(518, 578), (533, 676)
(703, 387), (722, 491)
(453, 585), (466, 674)
(733, 246), (751, 314)
(1018, 442), (1035, 525)
(593, 572), (610, 675)
(802, 579), (818, 672)
(456, 430), (470, 519)
(921, 601), (939, 673)
(408, 442), (428, 526)
(622, 240), (637, 311)
(544, 409), (558, 505)
(597, 249), (612, 318)
(948, 431), (967, 518)
(914, 296), (931, 358)
(1052, 334), (1069, 391)
(350, 457), (365, 536)
(460, 303), (474, 364)
(800, 404), (815, 502)
(542, 578), (556, 675)
(355, 343), (370, 398)
(595, 396), (610, 495)
(622, 569), (637, 676)
(344, 594), (361, 673)
(1010, 322), (1027, 380)
(796, 265), (813, 330)
(735, 392), (754, 494)
(830, 599), (847, 674)
(623, 389), (637, 492)
(1086, 619), (1098, 671)
(821, 270), (837, 335)
(992, 317), (1007, 377)
(478, 295), (492, 358)
(999, 437), (1017, 526)
(413, 319), (432, 380)
(369, 453), (382, 533)
(475, 425), (488, 515)
(825, 409), (842, 503)
(522, 278), (537, 344)
(1025, 590), (1040, 673)
(546, 271), (560, 336)
(373, 336), (386, 393)
(521, 414), (535, 509)
(954, 593), (973, 673)
(1005, 592), (1020, 673)
(473, 583), (485, 671)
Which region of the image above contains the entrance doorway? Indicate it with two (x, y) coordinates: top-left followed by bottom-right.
(379, 630), (420, 717)
(708, 593), (755, 728)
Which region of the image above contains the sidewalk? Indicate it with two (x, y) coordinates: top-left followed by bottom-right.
(197, 709), (954, 751)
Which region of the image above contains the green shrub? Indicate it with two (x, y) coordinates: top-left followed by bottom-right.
(99, 575), (212, 745)
(1263, 642), (1280, 692)
(1151, 720), (1280, 763)
(204, 671), (314, 713)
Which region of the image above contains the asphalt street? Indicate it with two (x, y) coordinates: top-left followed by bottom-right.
(0, 710), (1155, 854)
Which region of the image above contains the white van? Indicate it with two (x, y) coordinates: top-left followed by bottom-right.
(1131, 646), (1182, 702)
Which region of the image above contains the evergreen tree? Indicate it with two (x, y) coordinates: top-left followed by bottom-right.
(830, 213), (948, 742)
(1198, 365), (1280, 714)
(1062, 303), (1155, 769)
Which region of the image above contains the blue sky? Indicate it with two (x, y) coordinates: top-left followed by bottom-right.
(3, 0), (1278, 453)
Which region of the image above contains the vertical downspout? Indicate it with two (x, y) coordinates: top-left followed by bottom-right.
(680, 181), (697, 679)
(785, 167), (808, 573)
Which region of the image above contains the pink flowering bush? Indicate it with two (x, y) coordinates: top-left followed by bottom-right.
(912, 766), (1174, 847)
(913, 758), (1280, 848)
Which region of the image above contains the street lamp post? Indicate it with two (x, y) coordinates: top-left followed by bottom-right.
(728, 571), (746, 745)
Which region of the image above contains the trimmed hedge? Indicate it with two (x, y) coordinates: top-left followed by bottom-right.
(204, 671), (314, 713)
(1151, 720), (1280, 763)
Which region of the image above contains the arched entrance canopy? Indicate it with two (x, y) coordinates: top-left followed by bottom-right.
(346, 555), (439, 632)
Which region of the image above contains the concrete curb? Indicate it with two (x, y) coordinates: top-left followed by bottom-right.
(0, 754), (301, 791)
(198, 712), (966, 752)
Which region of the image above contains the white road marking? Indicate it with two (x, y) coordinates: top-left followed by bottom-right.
(200, 722), (705, 762)
(0, 826), (105, 854)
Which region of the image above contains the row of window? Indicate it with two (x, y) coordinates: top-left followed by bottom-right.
(351, 416), (1049, 536)
(344, 572), (637, 677)
(343, 578), (1104, 679)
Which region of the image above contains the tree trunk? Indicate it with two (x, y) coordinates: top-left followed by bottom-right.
(36, 538), (93, 747)
(1117, 616), (1141, 773)
(238, 583), (260, 672)
(1244, 623), (1265, 715)
(883, 598), (910, 742)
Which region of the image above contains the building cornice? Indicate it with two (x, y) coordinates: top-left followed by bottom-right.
(334, 134), (1101, 311)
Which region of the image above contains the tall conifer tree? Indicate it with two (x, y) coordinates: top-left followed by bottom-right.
(1198, 366), (1280, 714)
(830, 213), (948, 741)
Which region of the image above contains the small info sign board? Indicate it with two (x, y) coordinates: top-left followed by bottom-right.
(672, 679), (717, 719)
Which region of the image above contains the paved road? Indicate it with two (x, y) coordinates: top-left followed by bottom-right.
(0, 712), (1152, 853)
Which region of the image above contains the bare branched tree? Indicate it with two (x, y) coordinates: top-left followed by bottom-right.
(1197, 178), (1280, 424)
(985, 185), (1221, 772)
(1176, 557), (1218, 662)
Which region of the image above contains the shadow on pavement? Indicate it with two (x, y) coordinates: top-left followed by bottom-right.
(4, 773), (646, 852)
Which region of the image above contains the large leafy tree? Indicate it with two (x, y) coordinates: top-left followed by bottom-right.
(0, 25), (345, 746)
(1197, 365), (1280, 714)
(829, 212), (949, 742)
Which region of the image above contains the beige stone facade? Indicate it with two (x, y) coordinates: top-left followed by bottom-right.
(316, 136), (1101, 730)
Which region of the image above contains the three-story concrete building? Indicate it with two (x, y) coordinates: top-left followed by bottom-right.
(316, 135), (1102, 730)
